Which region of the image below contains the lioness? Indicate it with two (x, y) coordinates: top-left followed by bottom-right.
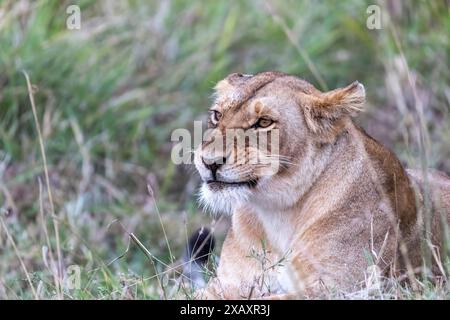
(193, 71), (450, 299)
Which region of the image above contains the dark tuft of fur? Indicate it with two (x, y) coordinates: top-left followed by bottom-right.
(182, 227), (216, 288)
(185, 227), (215, 265)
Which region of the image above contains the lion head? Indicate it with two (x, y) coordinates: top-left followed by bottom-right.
(194, 71), (365, 214)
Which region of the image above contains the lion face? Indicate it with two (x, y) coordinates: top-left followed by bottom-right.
(194, 71), (365, 214)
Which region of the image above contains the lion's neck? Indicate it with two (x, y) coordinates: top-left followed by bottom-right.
(249, 127), (361, 252)
(251, 132), (347, 212)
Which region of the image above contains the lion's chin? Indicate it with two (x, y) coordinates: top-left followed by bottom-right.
(198, 182), (254, 215)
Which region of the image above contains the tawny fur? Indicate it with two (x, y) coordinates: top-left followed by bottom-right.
(193, 71), (450, 299)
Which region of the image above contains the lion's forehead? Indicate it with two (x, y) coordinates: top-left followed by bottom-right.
(213, 71), (317, 112)
(214, 71), (285, 110)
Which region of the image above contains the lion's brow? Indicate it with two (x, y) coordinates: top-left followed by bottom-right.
(228, 72), (286, 114)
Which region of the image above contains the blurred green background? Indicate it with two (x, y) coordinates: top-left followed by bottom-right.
(0, 0), (449, 299)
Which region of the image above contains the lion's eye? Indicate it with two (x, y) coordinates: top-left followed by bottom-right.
(210, 110), (222, 124)
(252, 118), (274, 129)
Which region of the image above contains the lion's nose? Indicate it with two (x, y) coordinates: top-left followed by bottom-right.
(201, 156), (226, 179)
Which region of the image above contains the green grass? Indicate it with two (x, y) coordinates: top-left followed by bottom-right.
(0, 0), (449, 299)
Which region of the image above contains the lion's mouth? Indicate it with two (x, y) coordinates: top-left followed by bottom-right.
(206, 179), (258, 190)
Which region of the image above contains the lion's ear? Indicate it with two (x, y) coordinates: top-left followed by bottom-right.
(303, 81), (365, 141)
